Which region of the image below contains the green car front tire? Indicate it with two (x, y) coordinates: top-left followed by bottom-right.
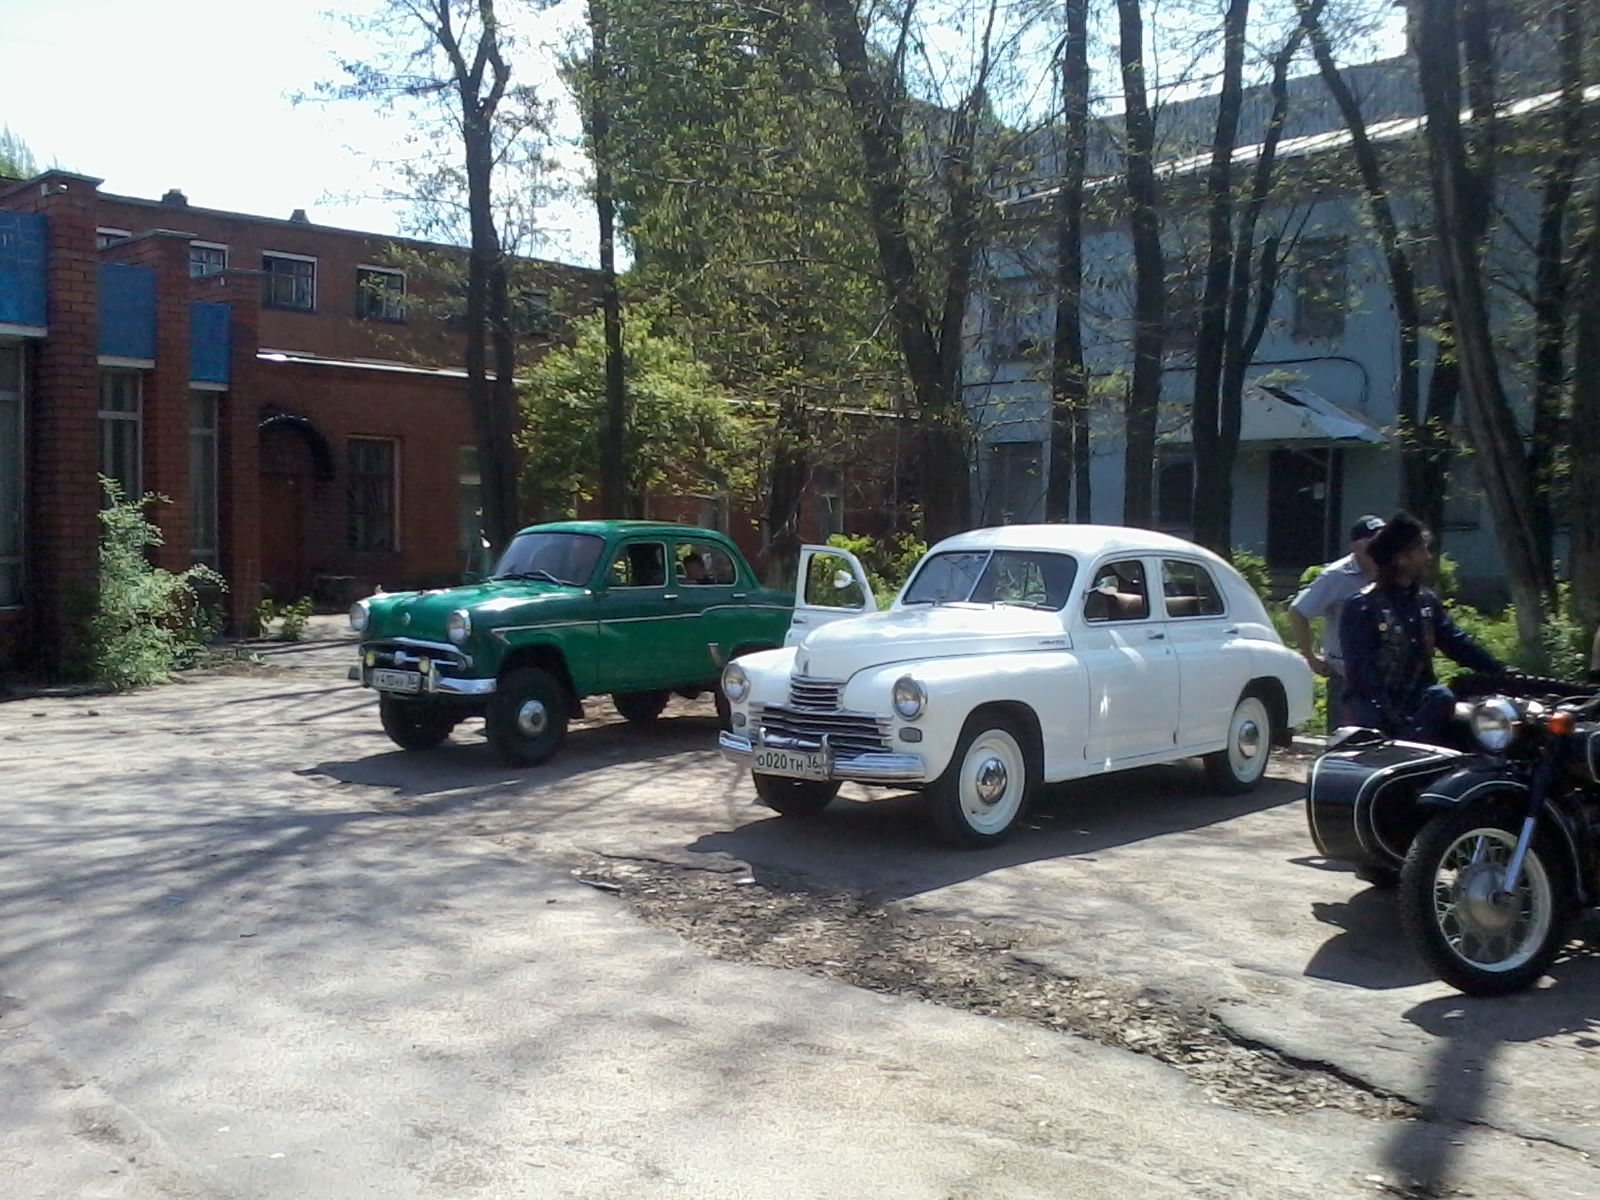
(487, 668), (570, 766)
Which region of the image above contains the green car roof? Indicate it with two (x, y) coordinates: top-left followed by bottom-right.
(512, 519), (729, 538)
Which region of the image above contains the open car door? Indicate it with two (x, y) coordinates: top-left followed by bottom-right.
(785, 544), (877, 647)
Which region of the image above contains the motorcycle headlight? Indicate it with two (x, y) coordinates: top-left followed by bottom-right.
(892, 675), (927, 720)
(1470, 697), (1520, 752)
(722, 661), (750, 704)
(446, 609), (472, 645)
(349, 600), (370, 633)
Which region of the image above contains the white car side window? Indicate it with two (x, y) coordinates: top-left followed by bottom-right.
(1161, 559), (1227, 618)
(1083, 559), (1151, 623)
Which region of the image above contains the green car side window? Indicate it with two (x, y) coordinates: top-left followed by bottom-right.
(608, 542), (667, 588)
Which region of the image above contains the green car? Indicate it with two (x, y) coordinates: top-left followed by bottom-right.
(347, 520), (871, 765)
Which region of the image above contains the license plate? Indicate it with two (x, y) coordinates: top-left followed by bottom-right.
(753, 747), (830, 781)
(370, 668), (422, 693)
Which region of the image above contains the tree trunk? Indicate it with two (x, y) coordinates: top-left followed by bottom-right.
(1300, 1), (1428, 517)
(1414, 0), (1548, 658)
(1047, 0), (1089, 525)
(1115, 0), (1162, 528)
(1526, 0), (1584, 590)
(762, 398), (810, 589)
(590, 0), (630, 519)
(1415, 330), (1459, 542)
(1189, 0), (1250, 552)
(1569, 181), (1600, 650)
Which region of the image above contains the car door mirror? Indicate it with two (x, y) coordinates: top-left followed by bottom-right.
(833, 568), (855, 592)
(461, 569), (484, 585)
(1095, 577), (1120, 595)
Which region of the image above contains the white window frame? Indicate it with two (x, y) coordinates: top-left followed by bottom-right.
(0, 340), (25, 608)
(355, 265), (407, 322)
(98, 369), (143, 502)
(346, 436), (399, 554)
(96, 227), (131, 249)
(262, 251), (317, 312)
(189, 241), (228, 278)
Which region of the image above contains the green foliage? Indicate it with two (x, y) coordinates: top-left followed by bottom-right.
(1229, 548), (1273, 604)
(254, 596), (315, 641)
(89, 479), (226, 689)
(0, 125), (37, 177)
(518, 305), (752, 516)
(827, 532), (927, 608)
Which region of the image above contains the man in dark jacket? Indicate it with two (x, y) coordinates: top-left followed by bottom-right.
(1337, 512), (1503, 738)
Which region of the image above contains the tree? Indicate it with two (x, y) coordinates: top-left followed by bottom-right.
(1114, 0), (1164, 528)
(320, 0), (542, 557)
(1046, 0), (1091, 524)
(816, 0), (1009, 542)
(585, 0), (631, 518)
(518, 308), (752, 517)
(0, 126), (37, 178)
(1412, 0), (1550, 656)
(1570, 180), (1600, 651)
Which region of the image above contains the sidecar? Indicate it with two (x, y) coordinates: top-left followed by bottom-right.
(1305, 731), (1467, 879)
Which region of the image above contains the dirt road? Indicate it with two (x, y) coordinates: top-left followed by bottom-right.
(1, 626), (1594, 1198)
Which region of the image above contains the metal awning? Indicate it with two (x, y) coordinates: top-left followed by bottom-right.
(1162, 384), (1388, 448)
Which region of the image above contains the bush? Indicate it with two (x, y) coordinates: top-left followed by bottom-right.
(827, 532), (927, 608)
(89, 479), (226, 688)
(1229, 548), (1272, 604)
(254, 595), (315, 641)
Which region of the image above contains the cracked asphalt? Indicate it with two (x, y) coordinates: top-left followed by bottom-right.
(1, 619), (1596, 1199)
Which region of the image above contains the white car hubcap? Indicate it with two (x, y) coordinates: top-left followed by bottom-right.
(959, 729), (1026, 836)
(1227, 697), (1270, 782)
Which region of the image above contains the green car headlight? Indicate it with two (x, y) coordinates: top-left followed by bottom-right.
(447, 609), (472, 645)
(349, 600), (370, 633)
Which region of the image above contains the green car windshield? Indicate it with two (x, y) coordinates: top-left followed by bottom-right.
(901, 550), (1078, 610)
(492, 532), (605, 586)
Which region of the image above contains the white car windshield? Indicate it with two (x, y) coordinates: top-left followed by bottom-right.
(901, 550), (1079, 610)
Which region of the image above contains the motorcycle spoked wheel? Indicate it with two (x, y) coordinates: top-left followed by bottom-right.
(1398, 805), (1573, 996)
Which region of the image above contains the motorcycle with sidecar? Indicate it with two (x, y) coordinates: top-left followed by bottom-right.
(1305, 673), (1600, 995)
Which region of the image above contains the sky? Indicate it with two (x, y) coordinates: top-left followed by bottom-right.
(0, 0), (600, 265)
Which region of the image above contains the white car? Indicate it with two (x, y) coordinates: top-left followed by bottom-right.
(719, 525), (1314, 847)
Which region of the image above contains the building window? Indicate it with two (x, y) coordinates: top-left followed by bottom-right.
(96, 228), (130, 249)
(458, 445), (483, 564)
(262, 253), (316, 311)
(981, 441), (1043, 526)
(98, 369), (142, 501)
(356, 267), (406, 322)
(985, 278), (1043, 366)
(1443, 455), (1482, 530)
(1156, 457), (1194, 533)
(1293, 237), (1349, 340)
(814, 469), (843, 538)
(189, 391), (220, 566)
(347, 437), (397, 553)
(189, 242), (227, 278)
(512, 288), (556, 337)
(0, 342), (23, 607)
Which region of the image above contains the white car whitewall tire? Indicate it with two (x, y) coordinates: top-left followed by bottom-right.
(927, 713), (1036, 848)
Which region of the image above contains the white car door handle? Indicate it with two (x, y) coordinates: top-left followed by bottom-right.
(1146, 630), (1165, 640)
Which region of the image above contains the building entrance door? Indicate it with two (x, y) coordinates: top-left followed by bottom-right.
(1266, 448), (1341, 569)
(259, 426), (314, 601)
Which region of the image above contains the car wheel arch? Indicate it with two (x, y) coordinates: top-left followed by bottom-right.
(1244, 676), (1289, 746)
(500, 644), (579, 706)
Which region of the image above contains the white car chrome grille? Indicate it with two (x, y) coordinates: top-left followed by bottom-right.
(754, 703), (890, 758)
(788, 676), (844, 711)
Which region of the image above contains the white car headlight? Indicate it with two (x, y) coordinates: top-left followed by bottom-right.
(349, 600), (369, 633)
(1470, 697), (1519, 752)
(447, 609), (472, 645)
(723, 661), (750, 704)
(892, 675), (927, 720)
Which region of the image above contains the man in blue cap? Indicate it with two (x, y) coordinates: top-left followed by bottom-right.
(1288, 514), (1385, 726)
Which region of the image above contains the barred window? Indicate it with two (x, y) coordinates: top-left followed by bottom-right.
(356, 267), (406, 322)
(347, 437), (397, 553)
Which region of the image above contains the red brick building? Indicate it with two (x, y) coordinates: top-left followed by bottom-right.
(0, 170), (914, 676)
(0, 169), (601, 675)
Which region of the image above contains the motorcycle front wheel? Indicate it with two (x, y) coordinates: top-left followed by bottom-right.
(1399, 806), (1571, 996)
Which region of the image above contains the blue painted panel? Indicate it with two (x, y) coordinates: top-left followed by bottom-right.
(0, 211), (47, 329)
(97, 263), (156, 359)
(189, 301), (231, 383)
